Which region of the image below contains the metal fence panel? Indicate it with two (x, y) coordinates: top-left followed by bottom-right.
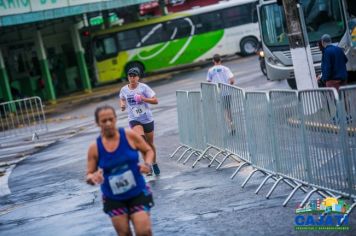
(219, 83), (249, 161)
(339, 86), (356, 197)
(0, 97), (47, 138)
(187, 91), (206, 151)
(245, 91), (276, 172)
(176, 91), (190, 146)
(200, 83), (225, 149)
(299, 89), (349, 195)
(269, 90), (309, 182)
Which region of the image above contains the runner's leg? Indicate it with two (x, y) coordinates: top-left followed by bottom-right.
(145, 131), (160, 175)
(130, 211), (152, 236)
(145, 131), (156, 163)
(132, 124), (145, 136)
(111, 215), (132, 236)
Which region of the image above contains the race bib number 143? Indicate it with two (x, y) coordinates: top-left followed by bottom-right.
(109, 170), (137, 195)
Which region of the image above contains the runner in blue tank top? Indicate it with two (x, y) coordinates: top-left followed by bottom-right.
(86, 105), (155, 236)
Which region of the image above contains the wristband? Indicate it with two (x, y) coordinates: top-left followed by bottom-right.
(144, 162), (152, 169)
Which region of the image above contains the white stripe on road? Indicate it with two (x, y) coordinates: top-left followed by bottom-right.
(0, 165), (15, 197)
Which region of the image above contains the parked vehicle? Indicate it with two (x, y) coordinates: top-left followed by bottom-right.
(257, 46), (267, 77)
(90, 0), (260, 84)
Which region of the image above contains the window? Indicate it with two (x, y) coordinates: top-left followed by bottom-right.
(117, 29), (140, 50)
(139, 23), (168, 46)
(165, 18), (193, 39)
(196, 11), (223, 34)
(95, 37), (117, 60)
(222, 3), (254, 28)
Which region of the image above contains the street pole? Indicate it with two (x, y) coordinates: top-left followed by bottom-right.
(280, 0), (318, 89)
(159, 0), (168, 16)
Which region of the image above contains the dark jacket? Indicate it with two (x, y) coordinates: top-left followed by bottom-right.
(321, 45), (348, 81)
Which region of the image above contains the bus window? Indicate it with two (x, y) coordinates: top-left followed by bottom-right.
(166, 18), (193, 39)
(197, 11), (222, 34)
(222, 4), (254, 28)
(260, 4), (288, 46)
(117, 29), (140, 50)
(139, 23), (167, 46)
(302, 0), (345, 42)
(95, 37), (117, 60)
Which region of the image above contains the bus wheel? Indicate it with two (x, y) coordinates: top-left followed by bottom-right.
(240, 37), (258, 56)
(125, 62), (145, 77)
(287, 79), (297, 90)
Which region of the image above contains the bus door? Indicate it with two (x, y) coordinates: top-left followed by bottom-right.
(94, 36), (122, 83)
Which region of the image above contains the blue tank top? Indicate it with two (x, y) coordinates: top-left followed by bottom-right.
(97, 128), (146, 200)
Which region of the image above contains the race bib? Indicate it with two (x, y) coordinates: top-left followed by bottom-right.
(131, 105), (146, 118)
(109, 170), (137, 195)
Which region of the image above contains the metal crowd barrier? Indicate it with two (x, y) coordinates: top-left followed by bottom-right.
(170, 91), (190, 160)
(191, 83), (224, 168)
(0, 96), (47, 140)
(171, 90), (208, 164)
(172, 83), (356, 225)
(218, 83), (249, 173)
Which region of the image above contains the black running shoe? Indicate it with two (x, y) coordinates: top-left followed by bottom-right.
(152, 163), (160, 176)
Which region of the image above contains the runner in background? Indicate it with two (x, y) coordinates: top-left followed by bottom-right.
(86, 105), (155, 235)
(207, 54), (236, 134)
(119, 67), (161, 176)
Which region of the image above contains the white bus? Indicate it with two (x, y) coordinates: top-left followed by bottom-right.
(257, 0), (356, 89)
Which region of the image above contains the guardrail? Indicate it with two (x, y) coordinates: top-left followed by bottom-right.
(172, 83), (356, 225)
(0, 96), (48, 140)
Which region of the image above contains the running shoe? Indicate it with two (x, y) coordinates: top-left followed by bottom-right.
(152, 163), (160, 176)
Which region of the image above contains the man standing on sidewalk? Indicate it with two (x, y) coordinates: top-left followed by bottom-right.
(317, 34), (348, 90)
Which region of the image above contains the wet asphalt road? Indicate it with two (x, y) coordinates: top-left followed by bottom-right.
(1, 56), (355, 235)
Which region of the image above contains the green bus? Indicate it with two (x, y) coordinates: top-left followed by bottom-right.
(90, 0), (260, 84)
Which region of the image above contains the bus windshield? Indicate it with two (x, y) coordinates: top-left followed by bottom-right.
(260, 0), (346, 47)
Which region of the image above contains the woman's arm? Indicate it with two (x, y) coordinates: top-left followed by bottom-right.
(142, 96), (158, 105)
(86, 142), (103, 185)
(126, 129), (154, 174)
(120, 98), (126, 111)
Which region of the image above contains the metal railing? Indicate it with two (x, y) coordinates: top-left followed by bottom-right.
(172, 83), (356, 225)
(0, 97), (47, 140)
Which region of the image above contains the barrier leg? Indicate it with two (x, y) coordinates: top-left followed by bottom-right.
(338, 202), (356, 226)
(316, 190), (329, 199)
(177, 148), (196, 162)
(283, 183), (303, 207)
(300, 187), (319, 208)
(170, 145), (186, 158)
(323, 190), (339, 199)
(241, 169), (260, 188)
(192, 146), (211, 168)
(255, 173), (273, 194)
(266, 176), (284, 199)
(32, 132), (39, 141)
(183, 151), (199, 165)
(281, 178), (308, 194)
(230, 162), (249, 179)
(216, 153), (233, 170)
(177, 147), (192, 162)
(208, 150), (224, 167)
